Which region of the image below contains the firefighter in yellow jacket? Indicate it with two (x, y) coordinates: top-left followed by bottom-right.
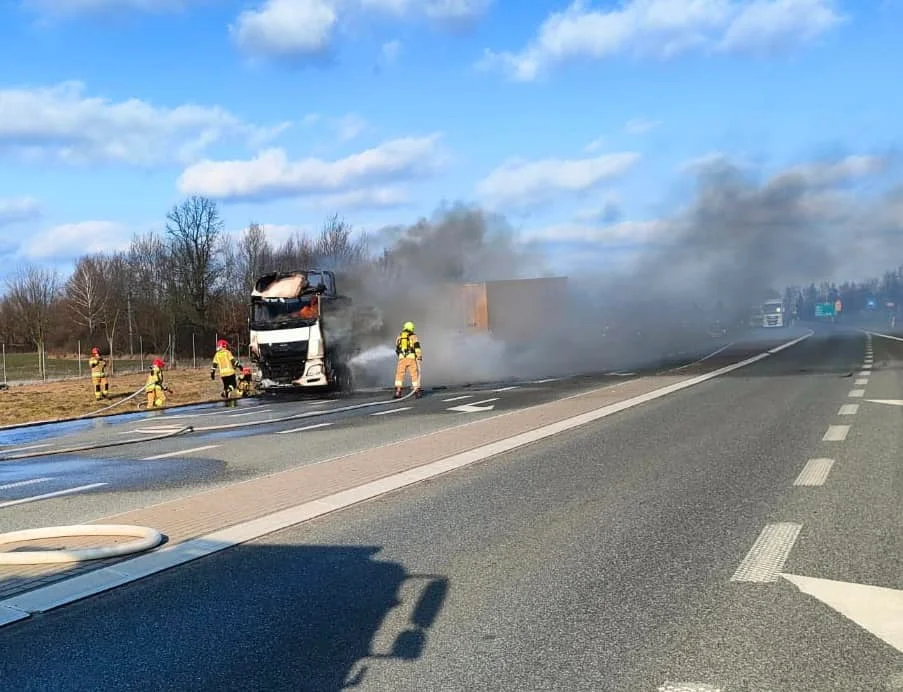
(210, 339), (241, 398)
(89, 347), (110, 401)
(144, 359), (172, 408)
(394, 321), (423, 399)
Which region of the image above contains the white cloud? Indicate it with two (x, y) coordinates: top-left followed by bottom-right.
(479, 0), (845, 81)
(477, 152), (640, 210)
(336, 114), (369, 142)
(232, 0), (491, 60)
(0, 197), (41, 227)
(381, 39), (402, 63)
(0, 81), (288, 166)
(584, 136), (606, 152)
(178, 134), (445, 202)
(18, 221), (132, 260)
(23, 0), (203, 16)
(231, 0), (338, 60)
(304, 186), (410, 210)
(624, 117), (662, 134)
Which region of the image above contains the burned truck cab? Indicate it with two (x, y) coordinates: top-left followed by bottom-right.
(248, 269), (355, 392)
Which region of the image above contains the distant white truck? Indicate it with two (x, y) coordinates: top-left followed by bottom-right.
(760, 298), (788, 327)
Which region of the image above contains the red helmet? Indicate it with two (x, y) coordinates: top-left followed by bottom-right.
(152, 358), (165, 369)
(91, 347), (100, 355)
(242, 366), (251, 375)
(217, 339), (229, 350)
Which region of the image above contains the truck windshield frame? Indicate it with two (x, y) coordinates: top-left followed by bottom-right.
(763, 302), (783, 315)
(250, 294), (319, 330)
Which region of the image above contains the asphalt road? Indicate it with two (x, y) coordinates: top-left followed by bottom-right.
(0, 324), (899, 690)
(0, 330), (774, 533)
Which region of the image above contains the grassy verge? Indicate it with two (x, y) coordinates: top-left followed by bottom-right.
(0, 367), (238, 426)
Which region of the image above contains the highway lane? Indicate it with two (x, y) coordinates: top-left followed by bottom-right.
(1, 327), (898, 690)
(0, 333), (798, 533)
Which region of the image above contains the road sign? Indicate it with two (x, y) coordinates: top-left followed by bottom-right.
(815, 303), (835, 318)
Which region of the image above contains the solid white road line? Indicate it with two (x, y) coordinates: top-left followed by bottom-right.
(731, 523), (802, 583)
(849, 389), (865, 398)
(794, 459), (835, 486)
(823, 425), (850, 442)
(371, 407), (412, 416)
(0, 330), (813, 626)
(867, 330), (903, 341)
(442, 395), (472, 402)
(0, 478), (51, 492)
(141, 445), (220, 460)
(838, 404), (859, 415)
(855, 378), (869, 386)
(493, 386), (518, 392)
(276, 423), (333, 435)
(0, 483), (107, 510)
(119, 426), (185, 435)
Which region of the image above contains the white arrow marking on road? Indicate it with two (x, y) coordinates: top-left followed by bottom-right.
(781, 573), (903, 654)
(864, 399), (903, 407)
(448, 397), (499, 413)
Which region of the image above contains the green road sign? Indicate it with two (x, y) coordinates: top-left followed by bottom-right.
(815, 303), (835, 317)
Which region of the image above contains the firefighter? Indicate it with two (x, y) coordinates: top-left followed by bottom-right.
(394, 321), (423, 399)
(237, 366), (254, 397)
(88, 347), (110, 401)
(210, 339), (241, 399)
(144, 359), (171, 408)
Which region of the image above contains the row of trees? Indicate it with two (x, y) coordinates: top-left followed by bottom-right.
(0, 196), (371, 376)
(785, 269), (903, 319)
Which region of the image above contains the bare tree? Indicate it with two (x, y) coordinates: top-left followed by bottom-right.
(165, 196), (225, 325)
(237, 222), (273, 292)
(6, 265), (60, 378)
(65, 255), (108, 341)
(315, 214), (369, 268)
(127, 231), (172, 353)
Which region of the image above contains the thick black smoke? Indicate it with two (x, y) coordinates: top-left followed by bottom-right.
(346, 155), (901, 387)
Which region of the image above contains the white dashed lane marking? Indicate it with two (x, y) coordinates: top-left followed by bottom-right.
(442, 395), (472, 402)
(838, 404), (859, 415)
(849, 389), (865, 398)
(0, 478), (51, 492)
(276, 423), (333, 435)
(855, 378), (869, 385)
(141, 445), (220, 460)
(823, 425), (850, 442)
(371, 407), (412, 416)
(731, 523), (802, 583)
(794, 459), (835, 486)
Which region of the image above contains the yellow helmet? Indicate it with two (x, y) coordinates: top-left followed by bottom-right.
(403, 321), (415, 332)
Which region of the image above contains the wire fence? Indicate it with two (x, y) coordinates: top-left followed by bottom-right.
(1, 333), (250, 386)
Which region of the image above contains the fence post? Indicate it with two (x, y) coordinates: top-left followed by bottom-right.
(2, 343), (5, 385)
(139, 336), (144, 371)
(192, 333), (196, 369)
(78, 341), (82, 377)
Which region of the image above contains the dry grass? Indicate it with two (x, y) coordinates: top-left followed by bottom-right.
(0, 368), (239, 426)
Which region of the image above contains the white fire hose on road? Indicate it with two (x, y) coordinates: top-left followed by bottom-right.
(0, 524), (164, 565)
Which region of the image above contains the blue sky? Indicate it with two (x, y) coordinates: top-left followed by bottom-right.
(0, 0), (901, 279)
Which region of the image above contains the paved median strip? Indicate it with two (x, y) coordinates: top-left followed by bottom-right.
(0, 331), (814, 626)
(731, 523), (802, 583)
(793, 458), (835, 486)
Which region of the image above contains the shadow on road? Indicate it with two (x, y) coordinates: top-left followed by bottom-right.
(0, 543), (449, 692)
